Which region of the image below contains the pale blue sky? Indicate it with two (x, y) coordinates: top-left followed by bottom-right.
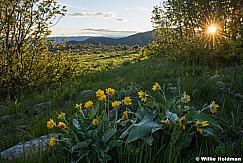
(50, 0), (161, 37)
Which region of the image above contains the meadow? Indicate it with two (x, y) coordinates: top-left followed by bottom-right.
(1, 48), (242, 162)
(1, 0), (242, 162)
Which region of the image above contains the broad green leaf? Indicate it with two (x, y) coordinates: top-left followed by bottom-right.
(165, 97), (177, 110)
(119, 125), (133, 139)
(108, 140), (123, 149)
(165, 110), (179, 122)
(88, 107), (97, 119)
(71, 139), (92, 151)
(187, 111), (223, 131)
(101, 128), (116, 144)
(203, 127), (214, 136)
(122, 116), (163, 144)
(176, 131), (194, 149)
(146, 135), (154, 146)
(72, 118), (81, 129)
(142, 101), (157, 109)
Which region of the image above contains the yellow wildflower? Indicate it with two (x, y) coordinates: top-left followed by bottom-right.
(181, 92), (190, 103)
(209, 101), (219, 114)
(84, 101), (93, 109)
(96, 89), (105, 97)
(112, 101), (121, 108)
(195, 120), (209, 134)
(58, 112), (65, 119)
(92, 119), (100, 125)
(122, 110), (129, 120)
(161, 119), (171, 126)
(47, 119), (55, 129)
(49, 137), (56, 147)
(124, 96), (132, 106)
(106, 88), (115, 96)
(152, 82), (160, 91)
(99, 94), (107, 101)
(75, 103), (82, 109)
(138, 90), (149, 102)
(179, 117), (186, 130)
(58, 122), (67, 130)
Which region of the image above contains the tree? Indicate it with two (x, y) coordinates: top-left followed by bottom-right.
(150, 0), (243, 65)
(0, 0), (73, 96)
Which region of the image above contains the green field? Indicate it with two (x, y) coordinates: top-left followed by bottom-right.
(1, 51), (242, 162)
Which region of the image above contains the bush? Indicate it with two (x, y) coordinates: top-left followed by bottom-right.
(0, 0), (75, 96)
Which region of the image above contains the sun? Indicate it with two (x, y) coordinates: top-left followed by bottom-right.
(208, 25), (217, 34)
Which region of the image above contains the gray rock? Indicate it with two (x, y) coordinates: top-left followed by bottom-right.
(168, 86), (177, 93)
(215, 81), (225, 90)
(81, 90), (95, 99)
(234, 93), (243, 99)
(167, 83), (177, 93)
(0, 105), (8, 110)
(18, 125), (28, 130)
(210, 75), (221, 80)
(156, 64), (164, 69)
(35, 102), (51, 108)
(0, 114), (13, 123)
(0, 133), (59, 160)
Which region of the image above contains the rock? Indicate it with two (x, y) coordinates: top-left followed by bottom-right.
(81, 90), (95, 99)
(167, 83), (177, 93)
(210, 75), (221, 80)
(215, 81), (225, 90)
(0, 105), (8, 110)
(18, 125), (28, 130)
(0, 114), (13, 123)
(34, 102), (51, 108)
(156, 64), (164, 69)
(0, 133), (59, 160)
(168, 86), (177, 93)
(234, 93), (243, 99)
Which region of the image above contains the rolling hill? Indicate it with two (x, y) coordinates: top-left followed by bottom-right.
(67, 30), (155, 46)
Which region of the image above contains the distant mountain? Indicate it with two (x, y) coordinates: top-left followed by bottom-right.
(67, 30), (155, 46)
(46, 36), (92, 44)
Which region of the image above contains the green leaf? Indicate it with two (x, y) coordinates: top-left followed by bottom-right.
(176, 131), (193, 149)
(88, 107), (97, 119)
(72, 118), (81, 129)
(187, 111), (223, 131)
(165, 97), (177, 110)
(101, 128), (116, 144)
(165, 110), (179, 122)
(146, 135), (154, 146)
(121, 114), (163, 144)
(108, 140), (123, 149)
(71, 139), (92, 152)
(203, 127), (214, 136)
(142, 101), (157, 109)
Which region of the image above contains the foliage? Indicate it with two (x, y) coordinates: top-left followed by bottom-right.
(0, 0), (74, 96)
(149, 0), (243, 66)
(47, 83), (224, 162)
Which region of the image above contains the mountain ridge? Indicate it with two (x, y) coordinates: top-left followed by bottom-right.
(67, 30), (155, 46)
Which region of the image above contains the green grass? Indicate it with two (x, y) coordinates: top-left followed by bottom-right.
(1, 52), (243, 162)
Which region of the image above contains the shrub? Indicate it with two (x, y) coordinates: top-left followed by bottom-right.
(0, 0), (74, 96)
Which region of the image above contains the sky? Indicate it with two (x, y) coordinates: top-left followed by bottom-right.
(50, 0), (161, 37)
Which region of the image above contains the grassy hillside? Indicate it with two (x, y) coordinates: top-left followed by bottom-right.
(1, 51), (242, 162)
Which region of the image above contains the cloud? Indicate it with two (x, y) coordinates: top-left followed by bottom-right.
(116, 17), (127, 22)
(69, 11), (115, 19)
(81, 28), (137, 36)
(125, 7), (149, 11)
(69, 11), (127, 22)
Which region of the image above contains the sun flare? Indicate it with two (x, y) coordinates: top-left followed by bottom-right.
(208, 25), (217, 34)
